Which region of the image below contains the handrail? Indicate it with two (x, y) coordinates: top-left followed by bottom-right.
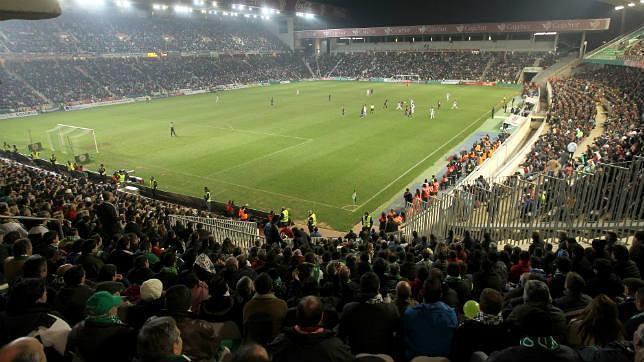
(0, 214), (65, 238)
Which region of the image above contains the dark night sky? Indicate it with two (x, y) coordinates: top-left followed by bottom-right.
(317, 0), (614, 27)
(305, 0), (642, 42)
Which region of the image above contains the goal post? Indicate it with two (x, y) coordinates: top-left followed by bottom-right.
(393, 74), (421, 82)
(46, 124), (99, 154)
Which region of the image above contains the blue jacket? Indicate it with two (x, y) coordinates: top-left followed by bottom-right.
(402, 301), (458, 358)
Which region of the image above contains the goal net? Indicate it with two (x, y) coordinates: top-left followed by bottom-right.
(46, 124), (99, 155)
(393, 74), (421, 82)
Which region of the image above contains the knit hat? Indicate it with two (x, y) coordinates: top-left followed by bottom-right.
(140, 278), (163, 301)
(194, 253), (215, 274)
(86, 291), (124, 316)
(95, 281), (125, 295)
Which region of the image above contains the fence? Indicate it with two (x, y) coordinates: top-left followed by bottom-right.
(168, 214), (263, 250)
(402, 158), (644, 245)
(0, 214), (66, 238)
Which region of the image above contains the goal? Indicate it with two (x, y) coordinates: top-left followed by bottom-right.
(46, 124), (99, 155)
(393, 74), (421, 82)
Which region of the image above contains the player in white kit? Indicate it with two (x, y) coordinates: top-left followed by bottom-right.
(429, 107), (436, 119)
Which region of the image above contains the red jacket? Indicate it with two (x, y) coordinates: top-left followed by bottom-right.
(509, 260), (531, 283)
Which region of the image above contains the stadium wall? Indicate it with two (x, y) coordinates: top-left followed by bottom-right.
(326, 39), (555, 54)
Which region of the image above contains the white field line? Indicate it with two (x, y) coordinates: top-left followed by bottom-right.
(352, 108), (492, 213)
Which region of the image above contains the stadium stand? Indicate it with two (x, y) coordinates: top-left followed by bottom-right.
(1, 4), (644, 362)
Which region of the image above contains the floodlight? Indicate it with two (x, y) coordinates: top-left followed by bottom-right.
(115, 0), (131, 8)
(174, 4), (192, 13)
(200, 9), (206, 13)
(252, 14), (257, 18)
(212, 1), (217, 6)
(614, 5), (624, 9)
(261, 7), (269, 14)
(153, 3), (168, 10)
(231, 4), (236, 9)
(222, 11), (228, 15)
(627, 2), (635, 6)
(238, 4), (244, 10)
(275, 10), (280, 14)
(193, 0), (204, 5)
(243, 13), (249, 17)
(79, 0), (105, 8)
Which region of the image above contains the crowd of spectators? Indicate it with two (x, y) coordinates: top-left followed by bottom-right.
(522, 77), (598, 177)
(0, 67), (42, 111)
(1, 50), (555, 110)
(0, 10), (288, 54)
(483, 53), (538, 83)
(1, 54), (309, 107)
(624, 40), (644, 60)
(578, 66), (643, 165)
(1, 157), (644, 362)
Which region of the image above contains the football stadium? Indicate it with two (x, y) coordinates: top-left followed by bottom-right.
(0, 0), (643, 361)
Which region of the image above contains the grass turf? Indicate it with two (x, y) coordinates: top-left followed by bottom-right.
(1, 81), (517, 231)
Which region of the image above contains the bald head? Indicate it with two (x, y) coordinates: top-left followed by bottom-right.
(231, 343), (270, 362)
(296, 295), (323, 328)
(0, 337), (46, 362)
(396, 281), (412, 300)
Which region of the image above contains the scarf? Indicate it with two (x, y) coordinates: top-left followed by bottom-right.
(520, 336), (559, 351)
(87, 315), (124, 325)
(474, 312), (503, 326)
(365, 293), (385, 304)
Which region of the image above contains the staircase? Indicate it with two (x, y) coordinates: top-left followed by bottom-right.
(479, 56), (496, 81)
(314, 56), (321, 77)
(2, 62), (52, 105)
(75, 64), (114, 97)
(327, 58), (344, 77)
(302, 57), (315, 78)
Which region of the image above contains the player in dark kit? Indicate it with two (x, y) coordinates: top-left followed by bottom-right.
(270, 96), (274, 106)
(170, 122), (177, 137)
(328, 94), (332, 102)
(384, 99), (388, 109)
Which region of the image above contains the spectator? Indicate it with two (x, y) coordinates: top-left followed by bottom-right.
(553, 272), (593, 313)
(394, 280), (418, 316)
(3, 238), (32, 285)
(243, 272), (288, 343)
(0, 278), (71, 359)
(507, 280), (567, 341)
(450, 288), (510, 362)
(126, 278), (165, 329)
(137, 316), (191, 362)
(0, 337), (47, 362)
(268, 295), (353, 362)
(486, 309), (581, 362)
(567, 294), (625, 348)
(338, 271), (400, 356)
(625, 287), (644, 339)
(163, 284), (223, 362)
(67, 291), (137, 362)
(401, 270), (458, 359)
(54, 265), (94, 326)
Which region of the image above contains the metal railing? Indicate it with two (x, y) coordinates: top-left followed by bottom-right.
(168, 214), (263, 250)
(0, 214), (65, 238)
(401, 158), (644, 245)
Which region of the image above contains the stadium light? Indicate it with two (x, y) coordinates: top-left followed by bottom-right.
(174, 4), (192, 13)
(212, 1), (217, 6)
(243, 13), (249, 17)
(222, 11), (228, 15)
(79, 0), (105, 8)
(153, 4), (169, 10)
(627, 2), (635, 6)
(614, 5), (624, 9)
(115, 0), (131, 8)
(193, 0), (205, 5)
(200, 9), (207, 14)
(252, 14), (257, 18)
(261, 7), (269, 14)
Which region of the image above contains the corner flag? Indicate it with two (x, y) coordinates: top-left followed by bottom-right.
(352, 188), (357, 204)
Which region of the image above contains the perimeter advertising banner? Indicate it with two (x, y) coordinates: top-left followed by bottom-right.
(294, 18), (611, 39)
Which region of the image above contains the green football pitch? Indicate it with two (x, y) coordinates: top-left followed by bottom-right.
(1, 81), (517, 230)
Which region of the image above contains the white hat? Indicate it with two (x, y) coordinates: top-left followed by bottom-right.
(140, 278), (163, 301)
